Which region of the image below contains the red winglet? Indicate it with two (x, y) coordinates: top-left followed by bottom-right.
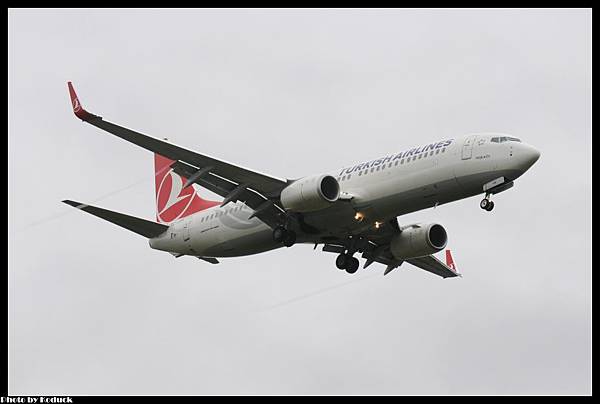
(445, 250), (457, 272)
(67, 82), (95, 121)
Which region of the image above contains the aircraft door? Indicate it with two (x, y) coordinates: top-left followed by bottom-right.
(183, 217), (194, 253)
(461, 135), (477, 160)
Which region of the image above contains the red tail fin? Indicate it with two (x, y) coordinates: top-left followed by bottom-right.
(445, 250), (457, 272)
(154, 154), (220, 223)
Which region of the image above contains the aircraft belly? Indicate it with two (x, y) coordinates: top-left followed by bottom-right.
(202, 227), (280, 257)
(356, 165), (460, 218)
(370, 176), (461, 217)
(302, 202), (358, 234)
(186, 210), (279, 257)
(303, 177), (463, 234)
(188, 222), (224, 255)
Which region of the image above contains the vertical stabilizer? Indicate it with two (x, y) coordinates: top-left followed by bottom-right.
(154, 154), (219, 223)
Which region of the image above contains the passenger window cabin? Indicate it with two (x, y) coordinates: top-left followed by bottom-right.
(332, 143), (461, 185)
(491, 136), (521, 143)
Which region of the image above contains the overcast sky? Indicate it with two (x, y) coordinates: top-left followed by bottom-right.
(9, 9), (591, 395)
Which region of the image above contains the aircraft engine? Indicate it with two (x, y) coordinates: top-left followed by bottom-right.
(280, 174), (340, 212)
(390, 223), (448, 260)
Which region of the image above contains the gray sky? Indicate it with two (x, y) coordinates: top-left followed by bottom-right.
(9, 9), (591, 395)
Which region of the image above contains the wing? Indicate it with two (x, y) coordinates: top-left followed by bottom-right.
(361, 246), (459, 278)
(406, 253), (460, 279)
(319, 219), (460, 279)
(67, 82), (288, 228)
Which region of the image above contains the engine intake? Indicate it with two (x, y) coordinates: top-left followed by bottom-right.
(390, 223), (448, 260)
(280, 174), (340, 212)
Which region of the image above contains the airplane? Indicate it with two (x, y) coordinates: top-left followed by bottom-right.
(63, 82), (540, 278)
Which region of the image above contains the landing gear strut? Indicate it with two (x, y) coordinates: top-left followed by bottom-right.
(273, 226), (296, 247)
(336, 253), (360, 274)
(480, 194), (495, 211)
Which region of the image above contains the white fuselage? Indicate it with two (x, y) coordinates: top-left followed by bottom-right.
(149, 133), (540, 258)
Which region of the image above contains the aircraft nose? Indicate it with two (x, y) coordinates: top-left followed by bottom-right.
(513, 143), (541, 172)
(524, 144), (541, 168)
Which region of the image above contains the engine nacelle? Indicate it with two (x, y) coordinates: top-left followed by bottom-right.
(280, 174), (340, 212)
(390, 223), (448, 260)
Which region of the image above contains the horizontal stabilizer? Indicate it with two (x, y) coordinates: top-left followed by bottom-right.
(62, 200), (168, 238)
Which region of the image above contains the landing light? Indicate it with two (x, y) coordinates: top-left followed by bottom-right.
(354, 212), (364, 222)
(375, 221), (382, 229)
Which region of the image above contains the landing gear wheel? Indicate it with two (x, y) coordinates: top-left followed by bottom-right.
(336, 254), (349, 270)
(272, 226), (286, 243)
(346, 257), (360, 274)
(480, 198), (490, 210)
(485, 201), (495, 211)
(283, 231), (297, 247)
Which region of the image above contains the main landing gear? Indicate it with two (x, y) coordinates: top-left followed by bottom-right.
(480, 194), (495, 211)
(336, 253), (360, 274)
(273, 226), (296, 247)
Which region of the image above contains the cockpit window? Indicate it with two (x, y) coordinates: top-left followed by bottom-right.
(491, 136), (521, 143)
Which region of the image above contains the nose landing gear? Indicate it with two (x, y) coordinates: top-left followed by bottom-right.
(480, 177), (514, 212)
(480, 194), (495, 211)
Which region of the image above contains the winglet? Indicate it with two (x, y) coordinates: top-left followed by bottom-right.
(67, 82), (98, 121)
(445, 250), (457, 273)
